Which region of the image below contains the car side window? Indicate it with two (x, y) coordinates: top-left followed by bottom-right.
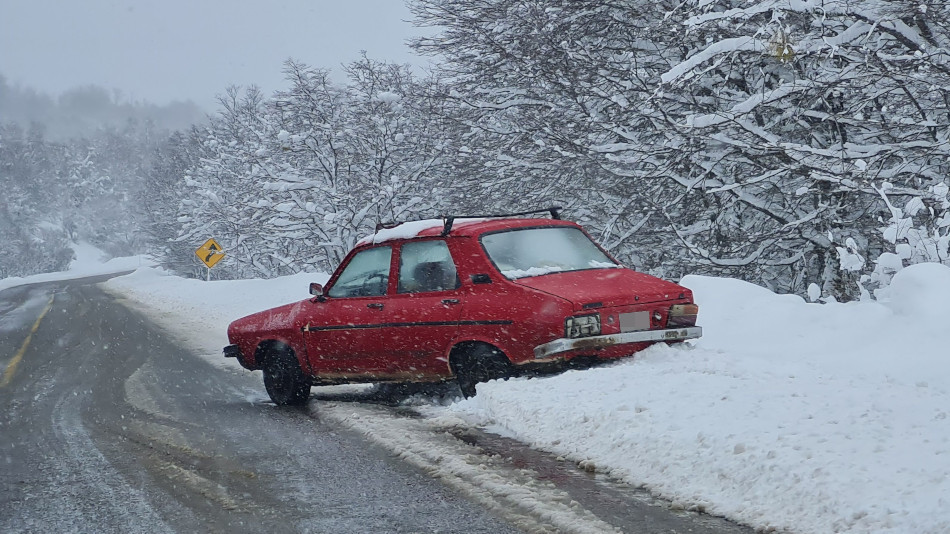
(327, 246), (392, 298)
(397, 240), (460, 294)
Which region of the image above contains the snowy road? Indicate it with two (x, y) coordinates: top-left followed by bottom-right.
(0, 276), (754, 533)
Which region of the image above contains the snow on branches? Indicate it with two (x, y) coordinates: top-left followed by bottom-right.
(409, 0), (950, 299)
(159, 0), (950, 298)
(172, 58), (466, 279)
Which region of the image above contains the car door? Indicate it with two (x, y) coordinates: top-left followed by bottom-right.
(302, 245), (394, 377)
(379, 239), (464, 379)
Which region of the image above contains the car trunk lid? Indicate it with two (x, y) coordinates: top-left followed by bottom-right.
(511, 268), (686, 311)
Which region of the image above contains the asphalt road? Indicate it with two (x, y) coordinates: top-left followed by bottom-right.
(0, 276), (756, 534)
(0, 279), (520, 533)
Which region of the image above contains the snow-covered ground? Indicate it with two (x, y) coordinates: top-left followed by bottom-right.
(0, 242), (151, 294)
(437, 267), (950, 534)
(5, 249), (949, 534)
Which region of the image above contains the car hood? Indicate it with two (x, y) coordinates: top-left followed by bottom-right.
(511, 267), (689, 310)
(228, 299), (309, 338)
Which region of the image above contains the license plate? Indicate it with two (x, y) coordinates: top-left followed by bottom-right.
(619, 311), (650, 332)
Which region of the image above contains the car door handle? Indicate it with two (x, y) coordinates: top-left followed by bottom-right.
(441, 299), (460, 305)
(367, 303), (384, 310)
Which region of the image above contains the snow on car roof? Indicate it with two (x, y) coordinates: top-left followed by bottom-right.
(356, 217), (577, 246)
(357, 219), (447, 246)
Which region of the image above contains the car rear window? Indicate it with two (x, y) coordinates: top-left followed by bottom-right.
(481, 227), (618, 279)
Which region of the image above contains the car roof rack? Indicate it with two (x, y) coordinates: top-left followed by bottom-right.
(440, 206), (563, 236)
(374, 206), (564, 236)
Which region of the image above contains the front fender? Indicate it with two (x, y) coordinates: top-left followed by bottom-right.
(249, 336), (309, 373)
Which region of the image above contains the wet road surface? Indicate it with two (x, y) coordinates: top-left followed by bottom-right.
(0, 280), (519, 533)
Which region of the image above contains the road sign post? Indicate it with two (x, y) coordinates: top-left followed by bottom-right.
(195, 238), (225, 281)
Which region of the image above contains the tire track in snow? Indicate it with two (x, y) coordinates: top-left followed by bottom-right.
(39, 379), (174, 534)
(315, 401), (621, 534)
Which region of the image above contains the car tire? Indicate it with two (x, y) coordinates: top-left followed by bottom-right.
(453, 345), (511, 398)
(262, 349), (311, 406)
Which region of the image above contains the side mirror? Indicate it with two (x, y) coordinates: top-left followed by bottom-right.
(309, 283), (324, 296)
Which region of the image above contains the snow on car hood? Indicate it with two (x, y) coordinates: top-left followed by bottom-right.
(511, 268), (688, 310)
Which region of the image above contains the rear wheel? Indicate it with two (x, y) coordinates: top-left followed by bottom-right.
(262, 349), (311, 406)
(452, 344), (511, 398)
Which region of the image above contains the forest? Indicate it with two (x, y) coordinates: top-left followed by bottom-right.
(2, 0), (948, 301)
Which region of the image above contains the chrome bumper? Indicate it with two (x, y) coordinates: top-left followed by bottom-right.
(533, 326), (703, 360)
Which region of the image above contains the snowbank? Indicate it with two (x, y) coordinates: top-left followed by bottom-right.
(103, 267), (327, 370)
(0, 242), (150, 293)
(440, 264), (950, 534)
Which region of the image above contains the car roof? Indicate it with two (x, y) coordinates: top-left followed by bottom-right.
(357, 217), (580, 247)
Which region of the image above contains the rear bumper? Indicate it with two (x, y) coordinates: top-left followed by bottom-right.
(533, 326), (703, 360)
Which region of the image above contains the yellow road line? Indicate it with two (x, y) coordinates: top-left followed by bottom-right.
(1, 294), (55, 388)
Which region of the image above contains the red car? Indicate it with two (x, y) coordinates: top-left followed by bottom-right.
(224, 208), (702, 404)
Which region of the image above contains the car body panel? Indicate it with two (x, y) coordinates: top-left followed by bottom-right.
(512, 268), (689, 311)
(226, 300), (310, 371)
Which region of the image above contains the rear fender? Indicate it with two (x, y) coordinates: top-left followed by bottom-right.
(447, 339), (511, 374)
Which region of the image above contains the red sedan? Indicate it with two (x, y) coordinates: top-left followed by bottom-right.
(224, 209), (701, 404)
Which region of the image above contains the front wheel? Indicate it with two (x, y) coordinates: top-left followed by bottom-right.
(452, 345), (511, 398)
(262, 350), (311, 406)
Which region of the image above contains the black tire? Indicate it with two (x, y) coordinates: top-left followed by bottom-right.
(452, 345), (511, 398)
(262, 349), (311, 406)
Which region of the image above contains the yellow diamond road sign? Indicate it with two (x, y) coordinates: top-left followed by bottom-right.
(196, 238), (225, 268)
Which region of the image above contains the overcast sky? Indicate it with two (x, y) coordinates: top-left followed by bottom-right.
(0, 0), (430, 109)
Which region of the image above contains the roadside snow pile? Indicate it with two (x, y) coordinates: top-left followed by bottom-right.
(437, 263), (950, 534)
(103, 267), (327, 370)
(0, 242), (150, 293)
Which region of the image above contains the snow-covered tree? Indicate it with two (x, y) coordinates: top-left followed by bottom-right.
(0, 123), (72, 277)
(263, 57), (462, 267)
(409, 0), (728, 278)
(175, 86), (291, 279)
(168, 59), (470, 278)
(1, 83), (197, 279)
(868, 179), (950, 294)
(656, 0), (950, 298)
(142, 129), (203, 276)
(410, 0), (950, 298)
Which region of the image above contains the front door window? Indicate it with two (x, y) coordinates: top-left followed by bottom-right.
(327, 246), (392, 298)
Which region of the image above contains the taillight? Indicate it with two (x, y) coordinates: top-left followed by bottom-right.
(668, 304), (698, 327)
(565, 314), (601, 338)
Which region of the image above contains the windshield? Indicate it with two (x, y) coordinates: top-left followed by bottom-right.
(481, 226), (619, 279)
